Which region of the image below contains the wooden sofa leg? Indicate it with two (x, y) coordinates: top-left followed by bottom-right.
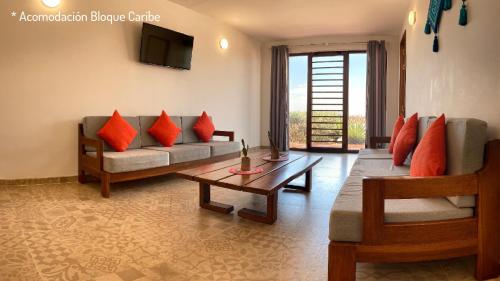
(328, 242), (356, 281)
(78, 169), (87, 184)
(476, 253), (500, 281)
(101, 173), (110, 198)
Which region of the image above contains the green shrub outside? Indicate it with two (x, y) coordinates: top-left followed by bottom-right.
(289, 111), (366, 145)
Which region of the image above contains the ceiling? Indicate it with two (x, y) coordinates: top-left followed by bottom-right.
(169, 0), (411, 41)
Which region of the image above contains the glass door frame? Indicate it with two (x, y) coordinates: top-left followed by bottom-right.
(289, 50), (366, 153)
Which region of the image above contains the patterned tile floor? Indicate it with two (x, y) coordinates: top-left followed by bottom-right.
(0, 153), (495, 281)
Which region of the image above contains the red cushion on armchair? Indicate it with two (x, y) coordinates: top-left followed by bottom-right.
(393, 113), (418, 166)
(389, 116), (405, 153)
(410, 114), (447, 176)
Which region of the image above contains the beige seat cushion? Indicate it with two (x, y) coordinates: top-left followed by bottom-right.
(87, 149), (169, 173)
(357, 149), (392, 159)
(186, 141), (240, 157)
(144, 144), (210, 164)
(348, 159), (410, 177)
(329, 159), (474, 242)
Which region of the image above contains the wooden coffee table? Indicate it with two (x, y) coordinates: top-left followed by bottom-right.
(176, 150), (322, 224)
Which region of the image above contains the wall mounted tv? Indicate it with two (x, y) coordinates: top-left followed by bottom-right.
(139, 23), (194, 70)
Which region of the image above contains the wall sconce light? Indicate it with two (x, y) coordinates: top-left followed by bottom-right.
(408, 10), (417, 26)
(42, 0), (61, 8)
(219, 38), (229, 50)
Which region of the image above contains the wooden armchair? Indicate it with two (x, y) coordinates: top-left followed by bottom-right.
(329, 140), (500, 281)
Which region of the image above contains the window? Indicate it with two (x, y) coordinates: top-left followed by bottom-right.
(288, 51), (367, 152)
(289, 55), (308, 149)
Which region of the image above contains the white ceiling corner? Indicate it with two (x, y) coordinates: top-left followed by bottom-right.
(169, 0), (411, 40)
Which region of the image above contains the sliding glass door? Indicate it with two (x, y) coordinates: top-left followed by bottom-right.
(289, 51), (367, 152)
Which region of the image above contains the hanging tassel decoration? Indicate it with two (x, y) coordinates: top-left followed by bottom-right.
(443, 0), (452, 10)
(424, 21), (431, 34)
(433, 35), (439, 52)
(459, 1), (468, 26)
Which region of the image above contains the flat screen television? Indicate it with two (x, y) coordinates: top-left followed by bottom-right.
(139, 23), (194, 70)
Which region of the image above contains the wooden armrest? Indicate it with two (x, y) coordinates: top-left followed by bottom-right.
(80, 136), (103, 151)
(213, 130), (234, 141)
(363, 174), (478, 199)
(369, 136), (391, 149)
(362, 174), (479, 244)
(78, 123), (104, 170)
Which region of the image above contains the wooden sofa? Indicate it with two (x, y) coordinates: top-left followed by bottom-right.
(78, 115), (240, 198)
(328, 117), (500, 281)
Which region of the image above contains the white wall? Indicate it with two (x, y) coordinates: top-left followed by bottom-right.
(260, 35), (400, 145)
(403, 0), (500, 138)
(0, 0), (261, 179)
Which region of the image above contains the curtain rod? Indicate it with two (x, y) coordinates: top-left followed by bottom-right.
(281, 41), (368, 48)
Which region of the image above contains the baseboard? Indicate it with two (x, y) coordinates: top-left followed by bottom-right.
(0, 176), (78, 186)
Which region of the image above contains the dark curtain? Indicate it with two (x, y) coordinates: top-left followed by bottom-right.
(366, 40), (387, 147)
(270, 45), (289, 151)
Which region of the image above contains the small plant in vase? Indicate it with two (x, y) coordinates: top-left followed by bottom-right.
(240, 139), (251, 171)
(268, 131), (280, 160)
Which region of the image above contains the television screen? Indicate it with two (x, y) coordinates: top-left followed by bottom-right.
(139, 23), (194, 70)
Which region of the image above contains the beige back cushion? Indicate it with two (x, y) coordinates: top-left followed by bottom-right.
(445, 118), (487, 207)
(403, 116), (436, 165)
(418, 116), (437, 143)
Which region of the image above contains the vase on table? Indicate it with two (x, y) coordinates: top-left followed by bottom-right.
(271, 147), (280, 160)
(241, 156), (251, 171)
(268, 131), (281, 160)
(240, 139), (251, 171)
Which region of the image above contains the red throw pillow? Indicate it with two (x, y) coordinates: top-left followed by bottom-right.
(392, 113), (418, 166)
(193, 111), (215, 142)
(388, 115), (405, 153)
(148, 111), (181, 147)
(97, 110), (137, 152)
(410, 114), (446, 176)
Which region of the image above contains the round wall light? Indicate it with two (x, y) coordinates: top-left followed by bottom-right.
(219, 38), (229, 50)
(42, 0), (61, 8)
(408, 10), (417, 26)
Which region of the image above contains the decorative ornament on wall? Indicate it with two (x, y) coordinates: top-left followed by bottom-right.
(459, 0), (468, 26)
(424, 0), (469, 53)
(443, 0), (452, 10)
(424, 0), (445, 52)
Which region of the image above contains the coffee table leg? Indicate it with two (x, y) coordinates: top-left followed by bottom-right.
(285, 169), (312, 192)
(199, 183), (234, 214)
(238, 191), (278, 224)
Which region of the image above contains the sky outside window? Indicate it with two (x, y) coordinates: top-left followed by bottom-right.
(289, 56), (308, 113)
